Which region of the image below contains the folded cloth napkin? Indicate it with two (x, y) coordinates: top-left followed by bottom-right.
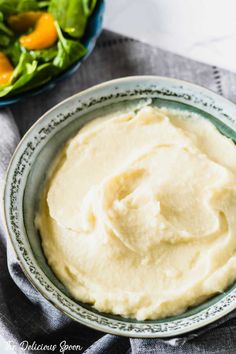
(2, 30), (236, 354)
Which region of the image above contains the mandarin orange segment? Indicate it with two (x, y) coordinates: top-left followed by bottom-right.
(20, 13), (58, 50)
(0, 52), (14, 86)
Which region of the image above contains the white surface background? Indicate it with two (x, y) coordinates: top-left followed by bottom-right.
(105, 0), (236, 72)
(1, 1), (236, 352)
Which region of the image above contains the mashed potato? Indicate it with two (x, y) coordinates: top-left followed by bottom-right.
(36, 106), (236, 320)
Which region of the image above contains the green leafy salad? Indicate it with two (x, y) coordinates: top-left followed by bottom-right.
(0, 0), (97, 97)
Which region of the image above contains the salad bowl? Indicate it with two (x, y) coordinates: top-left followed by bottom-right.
(4, 76), (236, 338)
(0, 0), (104, 106)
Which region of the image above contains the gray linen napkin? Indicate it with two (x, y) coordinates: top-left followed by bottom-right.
(2, 30), (236, 354)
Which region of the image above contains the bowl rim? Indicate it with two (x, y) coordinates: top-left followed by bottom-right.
(3, 75), (236, 338)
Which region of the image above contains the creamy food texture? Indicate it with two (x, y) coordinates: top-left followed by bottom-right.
(36, 106), (236, 320)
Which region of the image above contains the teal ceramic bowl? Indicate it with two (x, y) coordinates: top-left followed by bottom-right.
(3, 76), (236, 338)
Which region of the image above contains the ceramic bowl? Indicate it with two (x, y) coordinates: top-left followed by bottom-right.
(3, 76), (236, 338)
(0, 0), (105, 107)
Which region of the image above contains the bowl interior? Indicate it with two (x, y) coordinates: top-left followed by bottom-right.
(5, 76), (236, 337)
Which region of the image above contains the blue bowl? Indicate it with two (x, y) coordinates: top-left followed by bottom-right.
(0, 0), (105, 107)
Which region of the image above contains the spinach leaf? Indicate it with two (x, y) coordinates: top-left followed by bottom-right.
(11, 51), (37, 80)
(49, 0), (97, 38)
(0, 12), (14, 36)
(0, 0), (19, 16)
(29, 46), (58, 62)
(0, 0), (39, 16)
(0, 55), (58, 97)
(82, 0), (97, 16)
(0, 34), (11, 47)
(3, 41), (23, 66)
(37, 1), (50, 9)
(16, 0), (39, 13)
(0, 52), (38, 97)
(53, 22), (87, 69)
(12, 62), (58, 93)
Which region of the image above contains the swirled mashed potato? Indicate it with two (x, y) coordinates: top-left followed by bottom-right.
(36, 106), (236, 320)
